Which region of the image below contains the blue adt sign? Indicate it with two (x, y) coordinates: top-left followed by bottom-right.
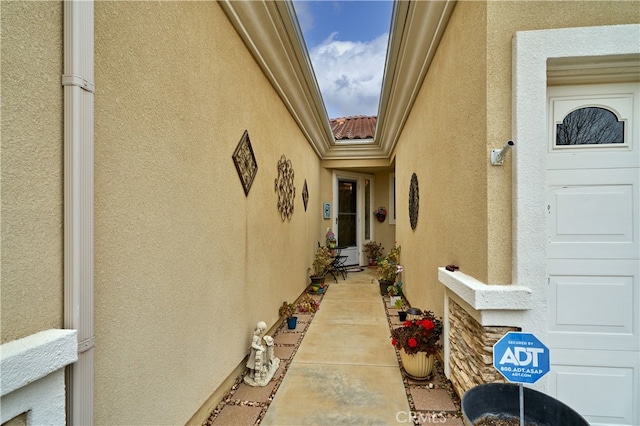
(493, 332), (550, 384)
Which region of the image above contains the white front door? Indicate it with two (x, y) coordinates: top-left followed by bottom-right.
(333, 172), (374, 266)
(546, 83), (640, 425)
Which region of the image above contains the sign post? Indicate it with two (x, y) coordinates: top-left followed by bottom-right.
(493, 332), (550, 426)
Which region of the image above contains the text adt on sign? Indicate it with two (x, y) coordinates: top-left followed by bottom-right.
(493, 332), (550, 384)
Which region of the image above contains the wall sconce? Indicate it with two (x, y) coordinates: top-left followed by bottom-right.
(490, 140), (514, 166)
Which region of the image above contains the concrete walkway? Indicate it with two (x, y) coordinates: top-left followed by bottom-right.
(261, 269), (410, 424)
(206, 268), (462, 425)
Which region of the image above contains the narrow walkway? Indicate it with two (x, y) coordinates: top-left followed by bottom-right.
(206, 268), (462, 425)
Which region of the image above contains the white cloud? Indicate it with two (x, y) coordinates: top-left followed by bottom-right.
(309, 32), (388, 118)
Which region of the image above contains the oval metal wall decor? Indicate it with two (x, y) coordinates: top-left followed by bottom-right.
(409, 173), (419, 230)
(302, 179), (309, 211)
(274, 155), (295, 221)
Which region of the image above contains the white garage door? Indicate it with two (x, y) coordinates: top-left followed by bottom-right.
(547, 83), (640, 425)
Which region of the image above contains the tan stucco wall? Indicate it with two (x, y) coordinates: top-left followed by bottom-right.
(1, 1), (64, 343)
(93, 2), (323, 424)
(394, 0), (640, 316)
(394, 1), (488, 317)
(373, 172), (396, 256)
(485, 0), (640, 284)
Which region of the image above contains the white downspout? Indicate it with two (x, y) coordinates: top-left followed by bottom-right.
(62, 1), (94, 424)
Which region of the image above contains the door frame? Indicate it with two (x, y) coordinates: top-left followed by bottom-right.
(332, 171), (374, 266)
(512, 24), (639, 405)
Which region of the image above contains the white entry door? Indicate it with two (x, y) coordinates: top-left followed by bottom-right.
(546, 83), (640, 425)
(333, 172), (374, 266)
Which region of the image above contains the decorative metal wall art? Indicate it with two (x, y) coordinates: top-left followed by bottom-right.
(274, 155), (295, 221)
(232, 130), (258, 196)
(409, 173), (419, 230)
(302, 179), (309, 211)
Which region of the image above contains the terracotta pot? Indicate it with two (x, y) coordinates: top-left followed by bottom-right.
(399, 348), (435, 380)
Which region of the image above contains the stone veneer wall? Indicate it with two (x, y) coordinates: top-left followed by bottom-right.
(448, 299), (519, 398)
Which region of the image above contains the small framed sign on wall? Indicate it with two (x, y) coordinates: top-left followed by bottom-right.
(323, 203), (331, 219)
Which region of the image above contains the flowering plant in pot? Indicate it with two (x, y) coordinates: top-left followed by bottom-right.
(373, 206), (387, 222)
(296, 293), (319, 314)
(390, 310), (443, 379)
(363, 241), (384, 266)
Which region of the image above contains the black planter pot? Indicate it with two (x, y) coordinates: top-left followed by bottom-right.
(462, 383), (589, 426)
(398, 311), (407, 321)
(379, 279), (394, 295)
(286, 316), (298, 330)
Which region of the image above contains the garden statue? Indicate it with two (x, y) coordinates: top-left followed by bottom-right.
(244, 321), (280, 386)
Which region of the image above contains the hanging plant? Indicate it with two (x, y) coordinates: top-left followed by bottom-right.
(374, 206), (387, 222)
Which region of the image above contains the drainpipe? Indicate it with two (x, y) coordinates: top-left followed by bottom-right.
(62, 1), (94, 424)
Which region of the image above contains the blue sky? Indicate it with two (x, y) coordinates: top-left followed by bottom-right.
(293, 1), (393, 119)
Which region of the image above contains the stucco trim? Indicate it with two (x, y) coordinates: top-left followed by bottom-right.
(438, 268), (532, 311)
(0, 329), (78, 424)
(0, 329), (78, 397)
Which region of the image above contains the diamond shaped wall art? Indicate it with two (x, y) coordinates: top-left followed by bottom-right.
(232, 130), (258, 196)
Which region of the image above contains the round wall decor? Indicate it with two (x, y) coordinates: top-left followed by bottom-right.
(274, 155), (295, 221)
(409, 173), (419, 230)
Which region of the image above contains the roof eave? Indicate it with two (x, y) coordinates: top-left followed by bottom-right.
(219, 0), (456, 161)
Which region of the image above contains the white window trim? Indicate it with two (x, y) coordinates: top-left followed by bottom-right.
(388, 173), (396, 225)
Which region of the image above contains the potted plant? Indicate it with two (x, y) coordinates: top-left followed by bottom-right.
(390, 310), (442, 380)
(363, 241), (384, 267)
(373, 206), (387, 222)
(309, 246), (333, 291)
(279, 301), (298, 329)
(296, 293), (320, 314)
(388, 281), (403, 306)
(394, 298), (407, 321)
(462, 383), (589, 426)
(376, 243), (402, 295)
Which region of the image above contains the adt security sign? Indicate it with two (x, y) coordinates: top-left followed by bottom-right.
(493, 332), (550, 384)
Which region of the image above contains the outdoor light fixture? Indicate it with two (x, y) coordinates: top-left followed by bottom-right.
(490, 140), (515, 166)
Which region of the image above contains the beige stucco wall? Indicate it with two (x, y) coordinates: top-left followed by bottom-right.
(393, 1), (488, 317)
(372, 172), (396, 257)
(394, 0), (640, 317)
(1, 1), (64, 343)
(484, 0), (640, 284)
(93, 2), (323, 424)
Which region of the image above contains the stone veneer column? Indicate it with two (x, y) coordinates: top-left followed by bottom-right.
(448, 300), (519, 398)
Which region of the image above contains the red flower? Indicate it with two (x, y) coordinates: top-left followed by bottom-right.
(390, 310), (443, 356)
(421, 319), (435, 330)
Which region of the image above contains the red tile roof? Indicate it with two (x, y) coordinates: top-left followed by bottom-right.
(329, 116), (377, 140)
